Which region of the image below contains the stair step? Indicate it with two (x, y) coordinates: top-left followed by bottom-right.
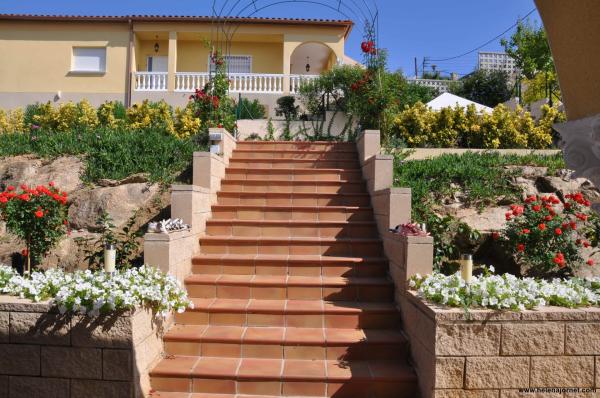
(150, 356), (416, 397)
(211, 206), (373, 222)
(199, 236), (382, 257)
(192, 254), (389, 278)
(217, 192), (371, 207)
(163, 325), (407, 360)
(220, 179), (365, 194)
(151, 394), (327, 398)
(236, 141), (357, 152)
(206, 220), (378, 239)
(225, 168), (363, 182)
(229, 157), (360, 170)
(176, 299), (399, 329)
(232, 149), (358, 160)
(185, 275), (393, 302)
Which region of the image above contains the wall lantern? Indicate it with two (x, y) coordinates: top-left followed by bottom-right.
(154, 36), (160, 53)
(305, 56), (311, 73)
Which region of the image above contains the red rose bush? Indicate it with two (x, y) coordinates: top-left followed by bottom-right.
(497, 193), (597, 277)
(0, 182), (69, 272)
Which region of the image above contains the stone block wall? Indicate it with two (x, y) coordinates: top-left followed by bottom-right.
(355, 130), (411, 236)
(0, 296), (166, 398)
(400, 291), (600, 398)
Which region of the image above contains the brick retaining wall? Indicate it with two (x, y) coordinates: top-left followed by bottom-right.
(0, 296), (166, 398)
(401, 291), (600, 397)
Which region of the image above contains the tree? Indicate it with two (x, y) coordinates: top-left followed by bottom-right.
(449, 69), (513, 107)
(501, 20), (554, 79)
(501, 20), (559, 105)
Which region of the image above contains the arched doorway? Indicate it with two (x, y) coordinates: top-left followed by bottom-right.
(289, 42), (338, 76)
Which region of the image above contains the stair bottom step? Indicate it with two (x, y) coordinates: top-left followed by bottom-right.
(151, 357), (416, 397)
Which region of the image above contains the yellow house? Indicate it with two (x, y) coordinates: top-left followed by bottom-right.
(0, 14), (353, 110)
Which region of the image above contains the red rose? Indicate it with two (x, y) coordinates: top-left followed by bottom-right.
(517, 243), (525, 252)
(49, 181), (55, 187)
(538, 223), (546, 231)
(532, 205), (541, 212)
(7, 186), (14, 191)
(587, 259), (594, 266)
(564, 203), (571, 210)
(584, 241), (591, 248)
(0, 197), (7, 204)
(570, 222), (577, 230)
(545, 215), (553, 221)
(19, 194), (30, 201)
(21, 249), (28, 257)
(505, 212), (512, 221)
(521, 228), (530, 234)
(525, 195), (537, 203)
(553, 252), (565, 267)
(554, 228), (562, 236)
(34, 209), (44, 218)
(492, 232), (500, 240)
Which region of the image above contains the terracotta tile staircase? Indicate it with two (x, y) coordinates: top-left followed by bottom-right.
(149, 141), (418, 398)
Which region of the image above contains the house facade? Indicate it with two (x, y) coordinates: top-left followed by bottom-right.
(0, 14), (353, 110)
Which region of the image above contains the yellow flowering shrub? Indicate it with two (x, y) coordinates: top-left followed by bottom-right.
(479, 105), (528, 149)
(174, 105), (202, 139)
(32, 102), (58, 130)
(126, 100), (175, 134)
(97, 101), (126, 129)
(0, 108), (26, 134)
(391, 102), (563, 149)
(76, 99), (99, 130)
(55, 101), (79, 132)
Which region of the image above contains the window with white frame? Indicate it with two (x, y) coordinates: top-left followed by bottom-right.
(209, 55), (252, 74)
(71, 47), (107, 73)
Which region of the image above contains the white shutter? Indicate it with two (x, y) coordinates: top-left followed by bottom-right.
(72, 47), (106, 72)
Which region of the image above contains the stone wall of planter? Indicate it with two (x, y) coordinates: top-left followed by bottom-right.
(0, 296), (166, 398)
(400, 291), (600, 397)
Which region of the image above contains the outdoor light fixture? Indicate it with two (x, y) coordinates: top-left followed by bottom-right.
(459, 254), (473, 283)
(305, 56), (311, 72)
(154, 36), (160, 53)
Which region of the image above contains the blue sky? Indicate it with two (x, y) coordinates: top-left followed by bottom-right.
(1, 0), (540, 76)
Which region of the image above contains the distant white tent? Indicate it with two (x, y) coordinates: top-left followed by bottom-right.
(427, 92), (493, 113)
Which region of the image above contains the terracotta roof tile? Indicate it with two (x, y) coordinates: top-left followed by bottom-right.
(0, 13), (353, 25)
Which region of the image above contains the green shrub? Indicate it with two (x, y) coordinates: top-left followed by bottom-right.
(275, 96), (299, 121)
(0, 128), (206, 184)
(237, 98), (266, 119)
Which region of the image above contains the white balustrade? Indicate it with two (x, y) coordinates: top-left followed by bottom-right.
(134, 72), (168, 91)
(289, 74), (319, 94)
(175, 73), (210, 92)
(135, 72), (320, 94)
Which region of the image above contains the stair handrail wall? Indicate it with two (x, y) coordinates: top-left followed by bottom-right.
(143, 128), (237, 285)
(356, 129), (434, 398)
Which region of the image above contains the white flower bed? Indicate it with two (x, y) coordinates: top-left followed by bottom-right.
(410, 269), (600, 311)
(0, 265), (192, 317)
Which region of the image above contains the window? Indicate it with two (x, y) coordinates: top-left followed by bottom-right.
(209, 55), (252, 74)
(72, 47), (106, 73)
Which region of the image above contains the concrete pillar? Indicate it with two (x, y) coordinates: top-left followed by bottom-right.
(282, 41), (296, 95)
(167, 31), (177, 92)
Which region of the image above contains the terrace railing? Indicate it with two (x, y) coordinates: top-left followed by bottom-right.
(134, 72), (319, 95)
(134, 72), (168, 91)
